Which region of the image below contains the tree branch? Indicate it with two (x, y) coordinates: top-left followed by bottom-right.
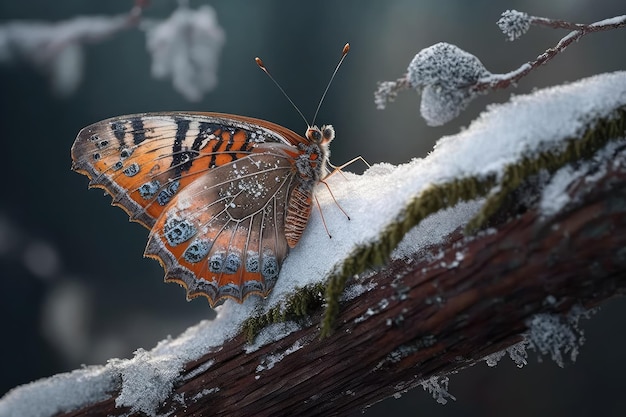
(58, 135), (626, 415)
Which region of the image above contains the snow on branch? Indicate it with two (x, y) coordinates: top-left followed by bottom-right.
(144, 4), (225, 101)
(2, 69), (626, 417)
(375, 11), (626, 126)
(0, 0), (225, 100)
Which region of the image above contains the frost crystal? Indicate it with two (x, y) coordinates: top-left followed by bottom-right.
(484, 350), (506, 367)
(406, 43), (490, 126)
(145, 5), (225, 101)
(525, 311), (585, 367)
(374, 80), (402, 110)
(506, 341), (529, 368)
(420, 376), (456, 405)
(497, 10), (532, 41)
(484, 341), (529, 368)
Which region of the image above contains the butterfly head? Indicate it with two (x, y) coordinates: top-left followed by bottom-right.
(304, 125), (334, 177)
(306, 125), (335, 146)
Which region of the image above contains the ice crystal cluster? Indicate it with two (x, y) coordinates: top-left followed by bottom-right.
(497, 10), (532, 41)
(420, 376), (456, 405)
(406, 43), (490, 126)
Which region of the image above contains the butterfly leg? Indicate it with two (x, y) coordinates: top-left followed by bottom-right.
(325, 155), (371, 181)
(314, 194), (333, 240)
(318, 179), (350, 221)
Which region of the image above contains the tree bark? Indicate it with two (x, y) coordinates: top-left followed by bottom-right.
(61, 148), (626, 417)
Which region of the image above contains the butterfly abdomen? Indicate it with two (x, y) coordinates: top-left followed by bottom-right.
(283, 136), (330, 248)
(285, 187), (313, 248)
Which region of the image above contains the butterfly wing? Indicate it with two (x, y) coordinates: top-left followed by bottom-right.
(72, 112), (313, 306)
(144, 145), (297, 306)
(71, 112), (307, 228)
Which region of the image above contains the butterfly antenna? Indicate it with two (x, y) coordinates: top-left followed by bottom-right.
(311, 43), (350, 127)
(255, 57), (310, 127)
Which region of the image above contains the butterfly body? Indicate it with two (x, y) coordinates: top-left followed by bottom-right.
(71, 112), (334, 307)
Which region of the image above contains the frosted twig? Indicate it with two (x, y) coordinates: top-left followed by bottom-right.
(477, 12), (626, 93)
(0, 0), (225, 100)
(143, 4), (225, 102)
(0, 0), (147, 95)
(375, 11), (626, 126)
(373, 77), (410, 110)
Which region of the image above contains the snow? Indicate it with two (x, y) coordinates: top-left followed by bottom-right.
(406, 43), (490, 126)
(483, 306), (589, 372)
(341, 280), (378, 301)
(507, 341), (529, 368)
(483, 341), (528, 368)
(525, 310), (585, 367)
(392, 200), (483, 260)
(497, 10), (531, 41)
(589, 15), (626, 28)
(540, 165), (578, 216)
(0, 366), (118, 417)
(191, 387), (220, 401)
(1, 71), (625, 416)
(354, 298), (389, 323)
(480, 62), (531, 85)
(0, 301), (257, 417)
(255, 339), (304, 373)
(144, 5), (225, 102)
(484, 350), (506, 367)
(540, 139), (625, 217)
(420, 376), (456, 405)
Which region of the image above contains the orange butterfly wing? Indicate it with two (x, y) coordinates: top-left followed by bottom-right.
(71, 112), (306, 228)
(72, 112), (313, 306)
(144, 148), (295, 305)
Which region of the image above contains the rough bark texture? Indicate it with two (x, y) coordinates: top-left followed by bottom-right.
(61, 150), (626, 417)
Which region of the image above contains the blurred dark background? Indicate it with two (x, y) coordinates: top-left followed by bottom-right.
(1, 1), (625, 415)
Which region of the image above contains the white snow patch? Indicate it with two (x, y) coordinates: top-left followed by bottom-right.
(182, 359), (215, 381)
(191, 387), (220, 402)
(392, 200), (483, 260)
(589, 15), (626, 28)
(540, 138), (625, 216)
(255, 339), (305, 374)
(354, 298), (390, 324)
(539, 165), (576, 216)
(342, 280), (378, 301)
(0, 366), (118, 417)
(0, 300), (256, 417)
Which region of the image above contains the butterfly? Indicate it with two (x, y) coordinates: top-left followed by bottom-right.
(71, 44), (350, 307)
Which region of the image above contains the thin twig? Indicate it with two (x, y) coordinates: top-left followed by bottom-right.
(473, 15), (626, 92)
